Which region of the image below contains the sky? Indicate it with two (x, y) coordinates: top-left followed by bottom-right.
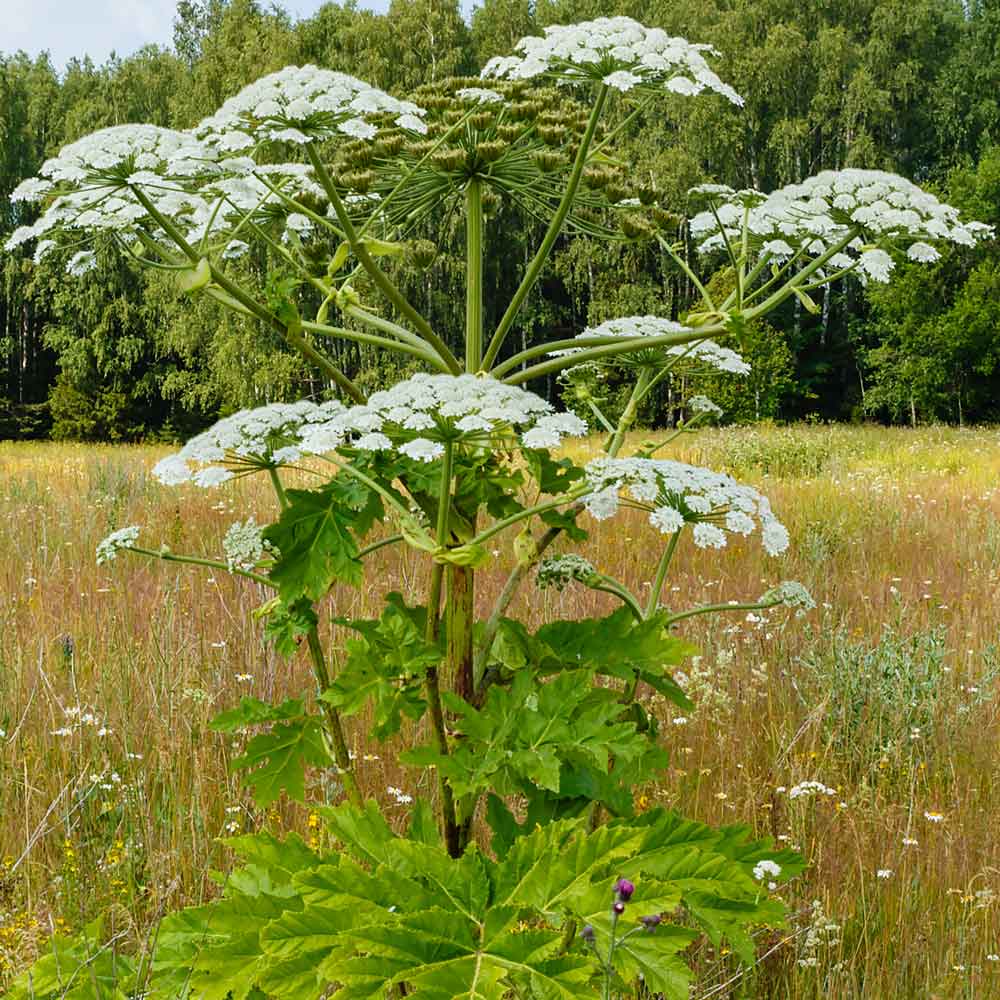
(2, 0), (462, 71)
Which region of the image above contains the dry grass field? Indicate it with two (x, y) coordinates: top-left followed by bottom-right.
(2, 424), (999, 997)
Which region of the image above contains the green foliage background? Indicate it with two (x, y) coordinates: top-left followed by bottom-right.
(2, 0), (999, 438)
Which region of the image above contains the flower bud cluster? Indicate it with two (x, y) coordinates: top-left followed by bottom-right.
(482, 16), (743, 106)
(536, 554), (600, 591)
(583, 457), (789, 555)
(222, 518), (275, 572)
(759, 580), (816, 615)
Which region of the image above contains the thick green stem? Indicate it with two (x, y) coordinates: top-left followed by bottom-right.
(268, 467), (289, 508)
(130, 185), (362, 402)
(306, 628), (362, 807)
(465, 179), (484, 373)
(663, 597), (782, 629)
(306, 145), (461, 374)
(422, 442), (462, 857)
(483, 85), (609, 370)
(645, 530), (681, 618)
(606, 368), (652, 455)
(126, 546), (272, 588)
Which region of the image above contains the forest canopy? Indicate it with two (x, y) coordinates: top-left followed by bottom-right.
(2, 0), (999, 440)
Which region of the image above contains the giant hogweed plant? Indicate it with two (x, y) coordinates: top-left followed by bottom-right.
(6, 16), (990, 1000)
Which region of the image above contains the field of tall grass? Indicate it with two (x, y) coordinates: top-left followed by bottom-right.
(2, 424), (999, 997)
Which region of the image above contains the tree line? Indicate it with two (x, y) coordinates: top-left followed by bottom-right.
(2, 0), (999, 440)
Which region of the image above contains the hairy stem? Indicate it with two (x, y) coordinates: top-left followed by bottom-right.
(483, 85), (609, 370)
(465, 179), (484, 372)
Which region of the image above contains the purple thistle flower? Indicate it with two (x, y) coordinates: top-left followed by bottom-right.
(580, 924), (596, 944)
(640, 913), (663, 931)
(614, 877), (635, 902)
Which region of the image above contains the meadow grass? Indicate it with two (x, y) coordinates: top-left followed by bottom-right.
(2, 425), (999, 997)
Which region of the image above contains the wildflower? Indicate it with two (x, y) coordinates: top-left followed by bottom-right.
(639, 913), (662, 931)
(223, 517), (270, 572)
(690, 168), (992, 274)
(551, 317), (750, 375)
(614, 877), (635, 902)
(580, 924), (596, 944)
(753, 860), (782, 882)
(96, 526), (141, 564)
(482, 17), (743, 106)
(387, 786), (414, 805)
(787, 780), (836, 800)
(760, 580), (816, 616)
(66, 250), (97, 276)
(902, 837), (919, 847)
(194, 65), (426, 150)
(688, 394), (724, 417)
(583, 456), (788, 554)
(924, 810), (945, 823)
(876, 869), (893, 880)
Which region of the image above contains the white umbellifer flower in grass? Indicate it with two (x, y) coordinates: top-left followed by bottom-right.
(299, 373), (587, 460)
(482, 17), (743, 106)
(583, 456), (789, 554)
(97, 526), (141, 564)
(876, 869), (893, 880)
(222, 518), (273, 572)
(690, 168), (993, 278)
(552, 316), (751, 374)
(760, 580), (816, 616)
(787, 780), (836, 799)
(153, 399), (347, 487)
(194, 65), (427, 150)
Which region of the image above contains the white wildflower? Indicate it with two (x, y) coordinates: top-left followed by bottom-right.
(66, 250), (97, 276)
(96, 526), (140, 564)
(688, 394), (723, 417)
(223, 517), (270, 572)
(482, 17), (743, 106)
(153, 399), (346, 487)
(583, 456), (788, 554)
(876, 869), (893, 879)
(398, 438), (445, 463)
(788, 780), (836, 800)
(455, 87), (504, 104)
(752, 859), (782, 882)
(760, 580), (816, 615)
(195, 65), (425, 150)
(551, 316), (750, 375)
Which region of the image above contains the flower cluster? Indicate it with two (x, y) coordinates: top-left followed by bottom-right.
(752, 859), (782, 889)
(551, 316), (750, 374)
(583, 457), (789, 554)
(194, 65), (427, 150)
(96, 526), (141, 565)
(760, 580), (816, 615)
(687, 394), (724, 417)
(152, 399), (346, 487)
(690, 169), (993, 280)
(482, 17), (743, 105)
(536, 554), (599, 591)
(297, 373), (588, 461)
(222, 518), (273, 572)
(787, 780), (837, 800)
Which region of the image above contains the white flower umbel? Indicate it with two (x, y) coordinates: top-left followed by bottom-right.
(96, 526), (141, 564)
(551, 316), (750, 374)
(760, 580), (816, 615)
(690, 168), (993, 279)
(583, 456), (789, 554)
(298, 373), (588, 459)
(4, 125), (219, 252)
(787, 780), (837, 800)
(153, 399), (347, 487)
(194, 65), (427, 150)
(687, 394), (724, 417)
(482, 16), (743, 105)
(222, 517), (271, 572)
